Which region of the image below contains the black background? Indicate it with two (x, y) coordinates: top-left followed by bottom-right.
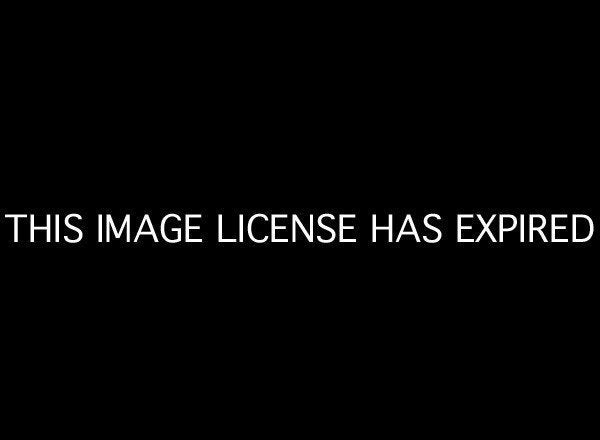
(1, 6), (597, 434)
